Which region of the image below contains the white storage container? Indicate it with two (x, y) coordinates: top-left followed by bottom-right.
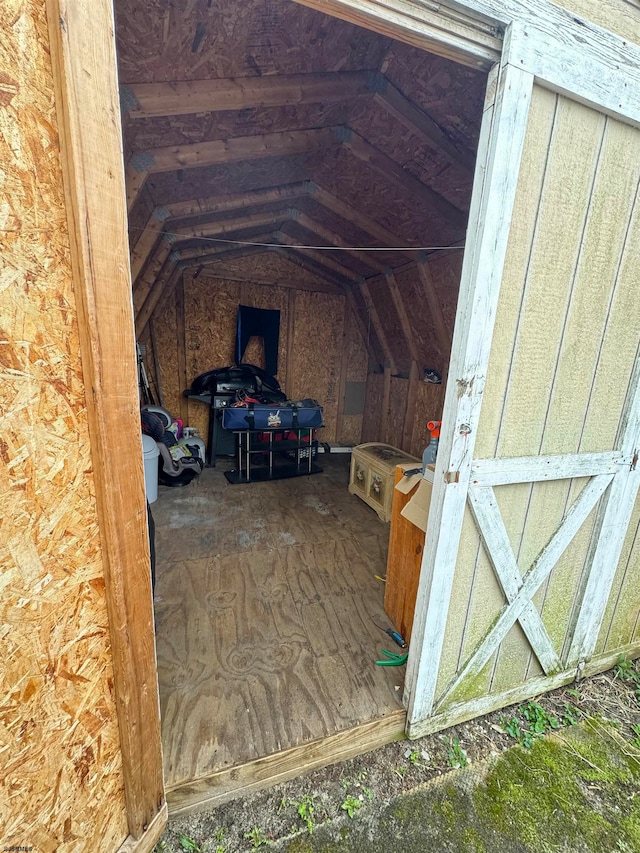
(142, 434), (160, 503)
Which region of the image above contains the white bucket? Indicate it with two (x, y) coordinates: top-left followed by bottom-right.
(142, 434), (160, 503)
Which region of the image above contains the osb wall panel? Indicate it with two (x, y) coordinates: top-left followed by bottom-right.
(290, 291), (344, 443)
(436, 88), (640, 710)
(184, 274), (239, 439)
(340, 301), (369, 445)
(427, 250), (463, 347)
(367, 275), (410, 375)
(361, 372), (384, 443)
(115, 0), (390, 84)
(0, 4), (128, 851)
(382, 377), (409, 448)
(383, 40), (484, 160)
(153, 266), (347, 444)
(153, 286), (182, 421)
(409, 379), (446, 458)
(393, 264), (443, 373)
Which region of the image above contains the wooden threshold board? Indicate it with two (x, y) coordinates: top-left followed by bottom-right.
(167, 709), (406, 816)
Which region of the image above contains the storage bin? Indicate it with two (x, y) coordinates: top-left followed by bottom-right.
(142, 434), (160, 503)
(348, 442), (419, 522)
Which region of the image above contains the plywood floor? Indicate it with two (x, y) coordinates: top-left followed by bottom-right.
(151, 454), (405, 795)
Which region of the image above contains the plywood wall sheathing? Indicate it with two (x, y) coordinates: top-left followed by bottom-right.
(290, 291), (345, 442)
(341, 302), (369, 445)
(410, 380), (446, 458)
(436, 87), (640, 707)
(152, 265), (354, 444)
(361, 372), (384, 443)
(367, 275), (409, 375)
(0, 3), (128, 847)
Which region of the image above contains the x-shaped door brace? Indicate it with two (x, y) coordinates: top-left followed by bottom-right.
(435, 472), (613, 709)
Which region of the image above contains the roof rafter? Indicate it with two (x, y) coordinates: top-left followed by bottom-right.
(125, 126), (341, 210)
(121, 71), (372, 117)
(125, 126), (468, 233)
(122, 70), (474, 176)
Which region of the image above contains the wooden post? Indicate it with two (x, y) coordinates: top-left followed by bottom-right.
(381, 364), (392, 444)
(45, 0), (165, 840)
(335, 302), (352, 444)
(175, 276), (190, 425)
(286, 289), (297, 396)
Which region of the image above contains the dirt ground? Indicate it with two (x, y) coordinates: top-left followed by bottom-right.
(154, 658), (640, 853)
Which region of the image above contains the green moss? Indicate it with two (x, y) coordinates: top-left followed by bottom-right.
(280, 720), (640, 853)
(474, 722), (640, 853)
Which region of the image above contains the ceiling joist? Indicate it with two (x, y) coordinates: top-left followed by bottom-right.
(122, 71), (372, 117)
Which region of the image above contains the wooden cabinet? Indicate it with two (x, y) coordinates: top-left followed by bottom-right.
(348, 443), (419, 522)
(384, 463), (433, 643)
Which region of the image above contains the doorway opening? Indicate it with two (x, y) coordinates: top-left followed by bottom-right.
(114, 0), (490, 813)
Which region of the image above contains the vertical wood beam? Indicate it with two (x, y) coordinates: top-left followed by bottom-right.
(148, 318), (164, 407)
(417, 257), (452, 361)
(286, 289), (297, 395)
(336, 301), (352, 444)
(175, 277), (190, 424)
(45, 0), (165, 839)
(384, 269), (421, 365)
(381, 364), (392, 443)
(359, 279), (398, 374)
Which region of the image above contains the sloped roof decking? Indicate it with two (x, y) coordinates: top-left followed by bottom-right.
(116, 0), (486, 371)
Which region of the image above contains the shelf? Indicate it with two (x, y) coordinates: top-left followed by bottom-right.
(225, 462), (323, 484)
(246, 437), (316, 454)
(225, 428), (323, 484)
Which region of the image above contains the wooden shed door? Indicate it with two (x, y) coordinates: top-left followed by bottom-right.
(404, 65), (640, 737)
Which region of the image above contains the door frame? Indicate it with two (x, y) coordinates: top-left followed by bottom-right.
(44, 0), (640, 842)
